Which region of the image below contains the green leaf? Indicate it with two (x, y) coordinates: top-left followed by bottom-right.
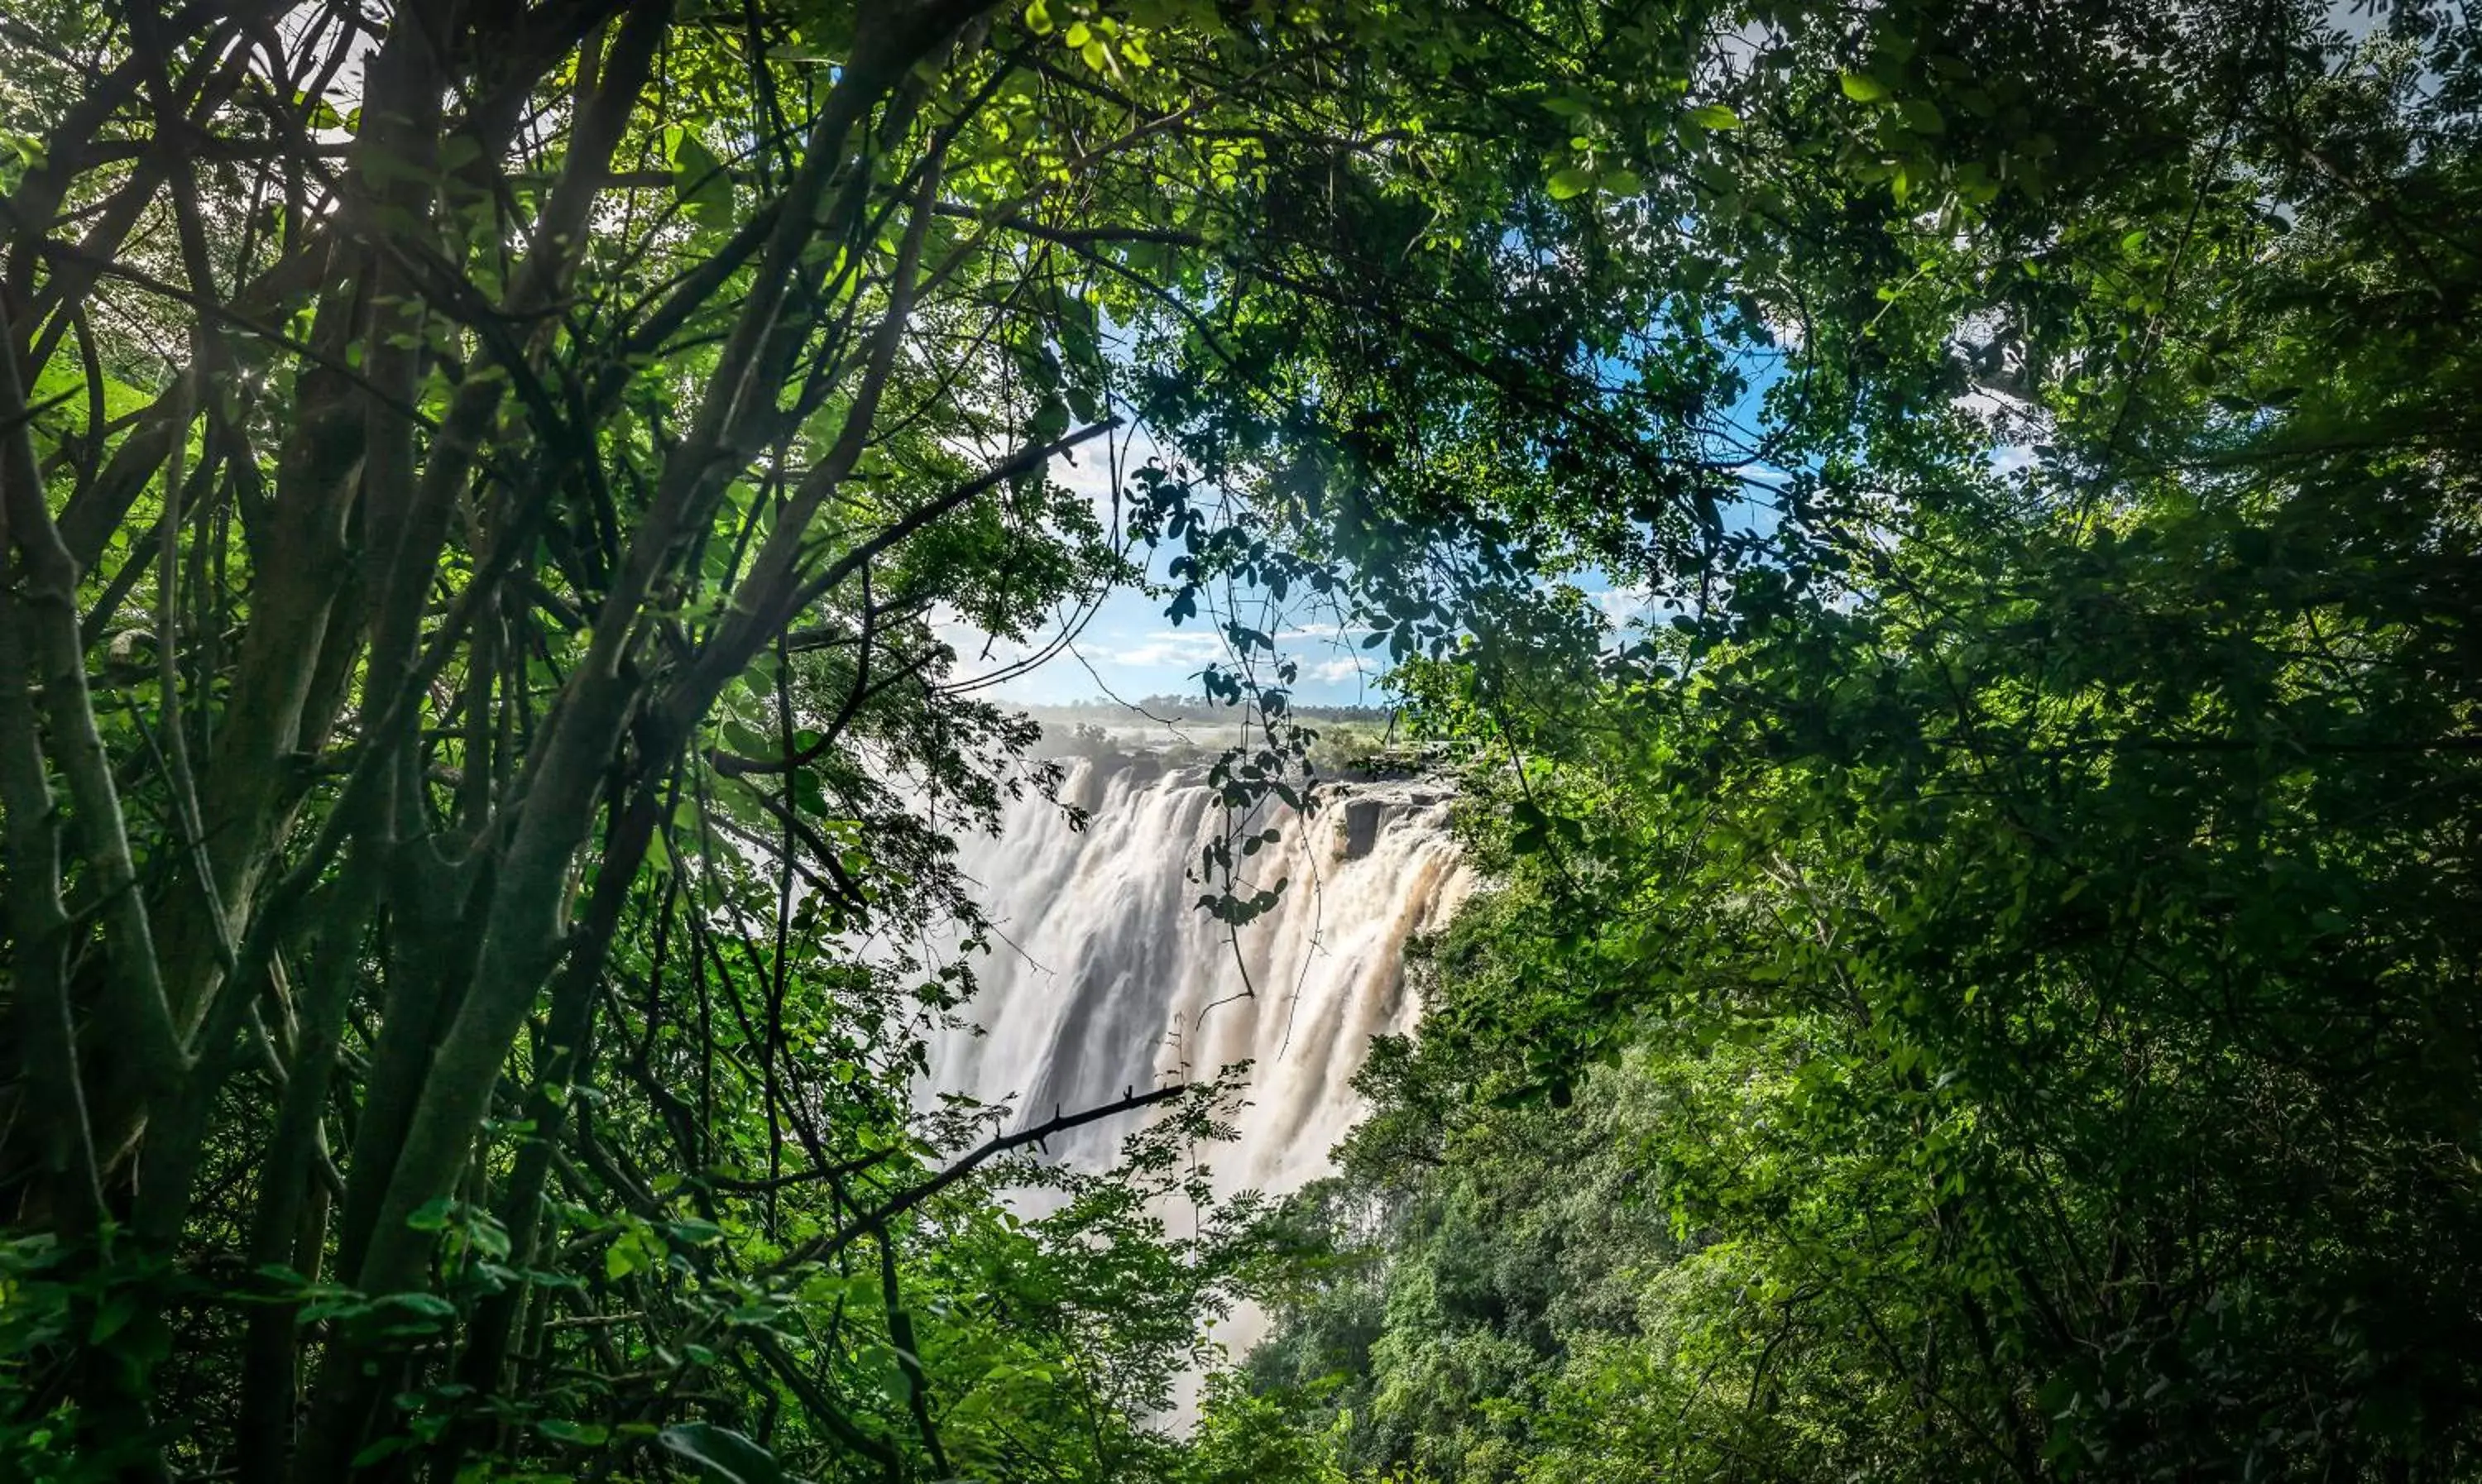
(1840, 73), (1889, 103)
(668, 129), (733, 227)
(89, 1291), (139, 1345)
(461, 1214), (512, 1261)
(658, 1422), (798, 1484)
(31, 359), (148, 427)
(1684, 103), (1742, 130)
(538, 1419), (611, 1446)
(351, 1437), (412, 1469)
(1547, 167), (1594, 199)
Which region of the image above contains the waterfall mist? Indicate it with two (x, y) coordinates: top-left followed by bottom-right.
(930, 749), (1472, 1204)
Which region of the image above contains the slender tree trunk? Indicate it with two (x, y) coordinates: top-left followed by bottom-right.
(237, 859), (381, 1484)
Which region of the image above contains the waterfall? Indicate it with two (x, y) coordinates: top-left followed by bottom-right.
(931, 750), (1473, 1204)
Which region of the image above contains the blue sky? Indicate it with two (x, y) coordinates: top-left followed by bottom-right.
(937, 425), (1402, 706)
(951, 347), (1801, 707)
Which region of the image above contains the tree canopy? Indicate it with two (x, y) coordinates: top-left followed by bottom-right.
(1240, 2), (2482, 1481)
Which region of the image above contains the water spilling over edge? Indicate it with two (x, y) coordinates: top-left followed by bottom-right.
(924, 749), (1474, 1402)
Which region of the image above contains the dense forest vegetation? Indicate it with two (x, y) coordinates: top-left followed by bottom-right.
(0, 0), (2475, 1480)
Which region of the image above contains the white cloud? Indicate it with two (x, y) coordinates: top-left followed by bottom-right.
(1593, 582), (1653, 627)
(928, 606), (1047, 673)
(1952, 384), (2050, 478)
(1043, 424), (1170, 529)
(1094, 630), (1225, 668)
(1273, 621), (1377, 643)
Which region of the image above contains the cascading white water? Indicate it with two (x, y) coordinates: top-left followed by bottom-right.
(931, 750), (1473, 1204)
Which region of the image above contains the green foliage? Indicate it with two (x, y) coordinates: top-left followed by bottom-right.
(1234, 2), (2482, 1482)
(660, 1422), (803, 1483)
